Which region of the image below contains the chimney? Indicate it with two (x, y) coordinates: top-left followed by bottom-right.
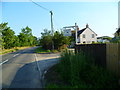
(86, 23), (89, 28)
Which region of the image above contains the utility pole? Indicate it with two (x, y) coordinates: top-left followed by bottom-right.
(50, 11), (54, 50)
(30, 0), (55, 50)
(75, 23), (78, 45)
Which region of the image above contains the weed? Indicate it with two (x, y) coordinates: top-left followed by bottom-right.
(46, 50), (119, 88)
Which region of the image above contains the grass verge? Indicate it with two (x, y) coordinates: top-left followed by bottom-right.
(35, 47), (59, 53)
(0, 46), (32, 55)
(45, 50), (120, 88)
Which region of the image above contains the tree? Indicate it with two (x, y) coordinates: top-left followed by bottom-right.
(2, 27), (16, 49)
(18, 26), (35, 46)
(111, 28), (120, 43)
(0, 22), (38, 49)
(13, 36), (20, 47)
(53, 31), (71, 50)
(0, 22), (8, 49)
(1, 23), (16, 49)
(111, 37), (120, 43)
(32, 36), (38, 46)
(39, 29), (71, 50)
(40, 29), (52, 50)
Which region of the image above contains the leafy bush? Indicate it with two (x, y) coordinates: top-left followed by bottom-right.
(40, 29), (71, 50)
(57, 50), (119, 88)
(35, 47), (51, 53)
(51, 50), (58, 53)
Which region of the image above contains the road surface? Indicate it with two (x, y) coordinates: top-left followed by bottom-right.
(0, 47), (60, 88)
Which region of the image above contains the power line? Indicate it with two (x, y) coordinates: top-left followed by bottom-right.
(30, 0), (50, 12)
(30, 0), (55, 50)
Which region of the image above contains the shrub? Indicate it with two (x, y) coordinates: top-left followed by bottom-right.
(57, 50), (119, 88)
(46, 50), (51, 53)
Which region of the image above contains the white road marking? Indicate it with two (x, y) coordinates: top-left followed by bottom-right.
(0, 59), (8, 65)
(13, 53), (19, 57)
(34, 54), (42, 74)
(34, 54), (44, 87)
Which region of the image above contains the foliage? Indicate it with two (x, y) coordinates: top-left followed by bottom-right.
(35, 47), (59, 53)
(18, 26), (37, 46)
(35, 47), (51, 53)
(111, 37), (120, 43)
(102, 36), (112, 40)
(0, 22), (38, 49)
(47, 50), (119, 88)
(111, 28), (120, 43)
(0, 46), (31, 55)
(53, 31), (71, 50)
(40, 31), (53, 50)
(40, 29), (71, 50)
(2, 26), (16, 49)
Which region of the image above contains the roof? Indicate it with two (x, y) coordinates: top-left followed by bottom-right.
(77, 28), (86, 36)
(71, 24), (97, 37)
(116, 28), (120, 33)
(77, 27), (97, 36)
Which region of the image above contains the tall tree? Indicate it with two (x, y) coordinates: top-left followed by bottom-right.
(18, 26), (35, 46)
(2, 27), (16, 49)
(13, 35), (20, 47)
(32, 36), (38, 46)
(0, 22), (9, 49)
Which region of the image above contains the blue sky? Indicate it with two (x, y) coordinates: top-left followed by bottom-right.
(1, 1), (118, 38)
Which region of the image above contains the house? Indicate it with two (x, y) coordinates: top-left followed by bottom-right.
(76, 24), (97, 44)
(97, 36), (111, 43)
(63, 24), (97, 44)
(115, 28), (120, 37)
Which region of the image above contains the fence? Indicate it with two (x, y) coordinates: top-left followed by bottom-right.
(75, 43), (120, 77)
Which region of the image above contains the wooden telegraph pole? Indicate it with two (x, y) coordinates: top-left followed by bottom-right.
(50, 11), (54, 50)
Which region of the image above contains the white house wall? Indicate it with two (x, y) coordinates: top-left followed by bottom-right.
(79, 28), (97, 44)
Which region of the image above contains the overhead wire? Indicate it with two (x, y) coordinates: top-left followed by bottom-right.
(30, 0), (50, 12)
(30, 0), (61, 32)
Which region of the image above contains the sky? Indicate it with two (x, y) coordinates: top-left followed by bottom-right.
(1, 1), (119, 38)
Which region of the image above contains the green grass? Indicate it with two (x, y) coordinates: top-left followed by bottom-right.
(45, 50), (120, 88)
(35, 47), (59, 53)
(0, 46), (31, 55)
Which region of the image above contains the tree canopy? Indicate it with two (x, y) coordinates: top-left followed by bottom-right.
(40, 29), (72, 50)
(0, 22), (38, 49)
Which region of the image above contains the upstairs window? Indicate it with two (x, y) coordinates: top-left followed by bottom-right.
(83, 34), (85, 38)
(92, 34), (94, 38)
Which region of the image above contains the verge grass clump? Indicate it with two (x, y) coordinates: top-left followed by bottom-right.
(35, 47), (59, 53)
(55, 50), (119, 88)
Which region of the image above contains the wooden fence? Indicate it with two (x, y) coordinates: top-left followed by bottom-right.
(75, 43), (120, 77)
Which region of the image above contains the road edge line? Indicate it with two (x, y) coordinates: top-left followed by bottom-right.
(34, 54), (44, 88)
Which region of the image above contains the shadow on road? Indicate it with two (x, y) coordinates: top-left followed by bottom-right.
(6, 57), (60, 88)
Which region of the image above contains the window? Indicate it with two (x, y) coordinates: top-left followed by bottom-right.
(92, 34), (94, 38)
(83, 34), (85, 38)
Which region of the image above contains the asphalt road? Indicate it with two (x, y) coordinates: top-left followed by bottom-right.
(0, 47), (60, 88)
